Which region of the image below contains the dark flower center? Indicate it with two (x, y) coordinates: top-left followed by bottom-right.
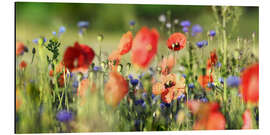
(164, 81), (175, 89)
(172, 42), (180, 49)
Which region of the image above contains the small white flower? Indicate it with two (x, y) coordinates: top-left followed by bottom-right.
(174, 19), (179, 24)
(158, 14), (166, 23)
(166, 23), (172, 29)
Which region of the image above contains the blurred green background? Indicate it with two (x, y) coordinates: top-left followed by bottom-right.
(16, 2), (258, 34)
(15, 2), (258, 60)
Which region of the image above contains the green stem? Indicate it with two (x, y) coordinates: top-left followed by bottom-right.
(223, 80), (227, 103)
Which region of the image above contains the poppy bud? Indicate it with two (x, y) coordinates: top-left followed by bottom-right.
(97, 34), (104, 42)
(117, 64), (123, 72)
(126, 63), (131, 70)
(32, 48), (36, 54)
(101, 61), (106, 70)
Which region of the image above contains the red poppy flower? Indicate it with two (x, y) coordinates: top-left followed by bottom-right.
(187, 101), (226, 130)
(63, 42), (95, 73)
(131, 27), (159, 69)
(167, 32), (186, 51)
(198, 75), (213, 89)
(204, 111), (226, 130)
(16, 89), (22, 111)
(77, 79), (97, 97)
(242, 109), (253, 129)
(159, 54), (176, 75)
(108, 50), (121, 70)
(49, 70), (54, 77)
(19, 60), (27, 69)
(240, 63), (259, 104)
(104, 71), (129, 107)
(152, 73), (185, 103)
(49, 62), (67, 77)
(210, 49), (218, 65)
(187, 101), (219, 115)
(16, 42), (28, 56)
(207, 49), (218, 70)
(118, 31), (133, 55)
(57, 73), (65, 88)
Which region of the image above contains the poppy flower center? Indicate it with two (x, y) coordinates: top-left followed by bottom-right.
(172, 42), (181, 49)
(146, 44), (152, 51)
(164, 80), (175, 89)
(73, 59), (78, 67)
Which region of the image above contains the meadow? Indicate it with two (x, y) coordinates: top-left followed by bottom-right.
(15, 3), (259, 133)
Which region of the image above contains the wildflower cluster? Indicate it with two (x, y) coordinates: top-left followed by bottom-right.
(16, 6), (259, 133)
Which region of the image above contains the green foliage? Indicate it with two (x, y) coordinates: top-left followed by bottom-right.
(45, 39), (61, 70)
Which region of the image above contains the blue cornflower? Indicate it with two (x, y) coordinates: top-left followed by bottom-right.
(129, 20), (135, 26)
(79, 29), (83, 35)
(182, 27), (189, 33)
(43, 37), (47, 43)
(219, 77), (224, 84)
(134, 120), (141, 129)
(138, 73), (145, 79)
(33, 37), (47, 45)
(131, 79), (139, 87)
(93, 66), (100, 72)
(128, 74), (133, 80)
(70, 73), (74, 78)
(66, 72), (72, 78)
(160, 103), (166, 110)
(160, 102), (171, 110)
(164, 102), (171, 107)
(202, 40), (208, 46)
(196, 41), (204, 48)
(182, 74), (186, 78)
(56, 110), (73, 122)
(191, 24), (203, 36)
(226, 76), (241, 87)
(152, 95), (159, 104)
(72, 80), (79, 88)
(200, 97), (208, 103)
(135, 99), (144, 106)
(151, 94), (155, 99)
(33, 39), (38, 44)
(77, 21), (89, 28)
(188, 83), (195, 89)
(209, 30), (216, 37)
(30, 80), (35, 83)
(52, 31), (57, 36)
(180, 20), (191, 27)
(142, 102), (146, 108)
(177, 94), (186, 101)
(59, 26), (66, 33)
(142, 92), (147, 99)
(216, 62), (222, 68)
(139, 82), (144, 89)
(39, 103), (44, 115)
(196, 40), (208, 48)
(207, 82), (215, 88)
